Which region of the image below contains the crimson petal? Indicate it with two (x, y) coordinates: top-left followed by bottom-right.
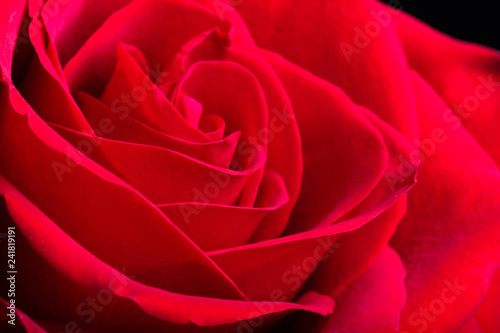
(309, 247), (406, 333)
(392, 73), (500, 333)
(260, 50), (389, 234)
(388, 7), (500, 166)
(232, 0), (418, 141)
(1, 177), (334, 328)
(0, 83), (246, 300)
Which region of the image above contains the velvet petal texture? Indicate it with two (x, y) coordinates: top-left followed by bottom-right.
(0, 175), (335, 331)
(63, 0), (222, 96)
(50, 123), (253, 205)
(310, 247), (406, 333)
(99, 43), (211, 142)
(458, 319), (482, 333)
(18, 22), (93, 133)
(157, 168), (289, 252)
(206, 184), (413, 304)
(200, 51), (416, 304)
(260, 50), (389, 234)
(474, 269), (500, 333)
(75, 91), (241, 169)
(387, 6), (500, 166)
(305, 198), (408, 301)
(0, 82), (248, 300)
(161, 28), (304, 240)
(392, 73), (500, 333)
(228, 0), (419, 142)
(3, 0), (500, 332)
(177, 60), (269, 207)
(40, 0), (136, 66)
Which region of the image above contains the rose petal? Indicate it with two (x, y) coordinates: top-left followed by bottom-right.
(178, 60), (269, 206)
(223, 48), (303, 242)
(1, 178), (334, 329)
(337, 105), (418, 223)
(27, 4), (66, 85)
(392, 72), (500, 333)
(209, 235), (340, 302)
(199, 114), (226, 141)
(63, 0), (221, 96)
(16, 11), (93, 133)
(0, 83), (246, 300)
(282, 98), (417, 304)
(304, 198), (408, 300)
(309, 247), (406, 333)
(49, 123), (257, 206)
(388, 7), (500, 166)
(158, 168), (289, 251)
(99, 43), (211, 142)
(206, 183), (411, 303)
(76, 91), (241, 169)
(232, 0), (419, 141)
(39, 0), (135, 66)
(203, 51), (417, 302)
(474, 269), (500, 333)
(177, 91), (203, 128)
(193, 0), (256, 48)
(0, 0), (26, 80)
(161, 28), (303, 240)
(457, 318), (482, 333)
(260, 50), (389, 234)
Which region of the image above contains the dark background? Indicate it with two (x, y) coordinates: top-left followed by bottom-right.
(380, 0), (500, 51)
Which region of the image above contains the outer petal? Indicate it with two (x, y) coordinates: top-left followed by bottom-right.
(305, 198), (408, 301)
(310, 247), (406, 333)
(387, 6), (500, 166)
(232, 0), (418, 141)
(458, 318), (482, 333)
(19, 1), (95, 133)
(0, 176), (334, 331)
(474, 269), (500, 333)
(206, 186), (412, 303)
(302, 103), (417, 302)
(260, 50), (408, 234)
(392, 73), (500, 333)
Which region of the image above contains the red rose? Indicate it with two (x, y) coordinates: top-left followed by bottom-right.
(1, 0), (499, 332)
